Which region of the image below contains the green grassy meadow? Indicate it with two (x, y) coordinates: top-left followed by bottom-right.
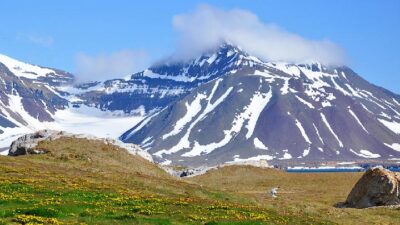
(0, 137), (397, 224)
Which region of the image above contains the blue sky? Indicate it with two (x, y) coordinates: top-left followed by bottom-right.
(1, 0), (399, 93)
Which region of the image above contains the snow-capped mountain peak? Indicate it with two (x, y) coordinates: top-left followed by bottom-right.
(135, 43), (262, 83)
(0, 54), (69, 80)
(120, 44), (400, 167)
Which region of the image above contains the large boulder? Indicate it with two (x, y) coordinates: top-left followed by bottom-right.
(8, 130), (64, 156)
(345, 167), (400, 208)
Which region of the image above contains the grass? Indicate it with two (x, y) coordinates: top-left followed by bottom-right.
(189, 165), (400, 225)
(0, 137), (332, 224)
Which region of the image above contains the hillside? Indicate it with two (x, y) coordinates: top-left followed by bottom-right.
(0, 137), (331, 224)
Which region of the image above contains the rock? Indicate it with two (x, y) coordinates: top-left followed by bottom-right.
(345, 167), (400, 208)
(179, 169), (196, 177)
(8, 130), (62, 156)
(179, 170), (193, 177)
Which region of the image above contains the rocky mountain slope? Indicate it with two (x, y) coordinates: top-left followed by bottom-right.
(121, 44), (400, 167)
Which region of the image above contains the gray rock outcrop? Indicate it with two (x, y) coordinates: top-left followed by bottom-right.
(345, 167), (400, 208)
(8, 130), (64, 156)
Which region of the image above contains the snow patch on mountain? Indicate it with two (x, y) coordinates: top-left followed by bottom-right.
(350, 149), (381, 158)
(384, 143), (400, 152)
(302, 147), (311, 157)
(270, 63), (301, 77)
(230, 154), (274, 162)
(7, 94), (48, 129)
(0, 54), (57, 79)
(162, 93), (205, 140)
(280, 78), (290, 95)
(279, 150), (292, 160)
(348, 108), (368, 133)
(313, 123), (324, 145)
(295, 119), (311, 144)
(320, 113), (344, 147)
(378, 119), (400, 134)
(331, 77), (352, 96)
(296, 96), (315, 109)
(254, 137), (268, 150)
(142, 69), (201, 82)
(245, 90), (273, 139)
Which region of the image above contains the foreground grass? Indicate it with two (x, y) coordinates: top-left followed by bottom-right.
(0, 138), (331, 224)
(189, 166), (400, 225)
(0, 182), (301, 224)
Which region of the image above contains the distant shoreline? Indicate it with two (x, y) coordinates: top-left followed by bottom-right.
(286, 166), (400, 173)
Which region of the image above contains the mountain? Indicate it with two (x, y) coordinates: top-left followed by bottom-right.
(121, 44), (400, 167)
(74, 43), (250, 113)
(0, 54), (75, 147)
(0, 54), (73, 124)
(0, 44), (256, 150)
(0, 47), (242, 149)
(0, 54), (181, 148)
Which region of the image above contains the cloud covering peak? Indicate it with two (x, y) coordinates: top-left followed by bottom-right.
(74, 50), (148, 82)
(173, 5), (346, 65)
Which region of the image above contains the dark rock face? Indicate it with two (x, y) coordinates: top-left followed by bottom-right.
(345, 168), (400, 208)
(8, 130), (63, 156)
(76, 78), (191, 113)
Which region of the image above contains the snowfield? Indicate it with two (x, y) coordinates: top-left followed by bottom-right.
(0, 105), (144, 149)
(49, 105), (144, 138)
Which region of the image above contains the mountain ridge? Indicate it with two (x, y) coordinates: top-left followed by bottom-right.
(120, 44), (400, 167)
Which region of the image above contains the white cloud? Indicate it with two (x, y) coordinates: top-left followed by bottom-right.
(172, 4), (346, 65)
(16, 33), (54, 47)
(27, 34), (54, 47)
(74, 50), (149, 82)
